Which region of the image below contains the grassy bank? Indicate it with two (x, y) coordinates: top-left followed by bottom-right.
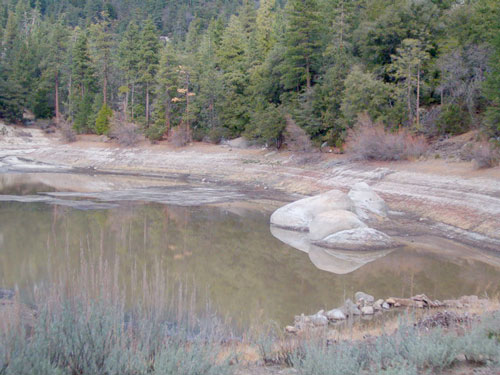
(1, 253), (499, 375)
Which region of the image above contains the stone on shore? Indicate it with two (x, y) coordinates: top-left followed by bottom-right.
(361, 306), (374, 315)
(310, 311), (328, 326)
(270, 190), (353, 231)
(326, 308), (346, 321)
(355, 291), (375, 305)
(308, 210), (367, 241)
(341, 299), (361, 316)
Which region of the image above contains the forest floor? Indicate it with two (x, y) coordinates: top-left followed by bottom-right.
(1, 123), (500, 253)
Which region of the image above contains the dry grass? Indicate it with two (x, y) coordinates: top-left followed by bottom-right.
(58, 120), (77, 143)
(346, 113), (428, 161)
(110, 121), (140, 147)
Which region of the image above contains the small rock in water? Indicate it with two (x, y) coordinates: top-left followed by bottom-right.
(382, 302), (390, 310)
(326, 308), (346, 321)
(361, 306), (374, 315)
(355, 291), (375, 305)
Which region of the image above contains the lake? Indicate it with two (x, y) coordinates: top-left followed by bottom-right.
(1, 172), (500, 328)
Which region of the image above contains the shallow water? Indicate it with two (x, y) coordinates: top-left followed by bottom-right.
(1, 173), (500, 327)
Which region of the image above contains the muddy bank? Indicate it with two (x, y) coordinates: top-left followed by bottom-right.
(0, 125), (499, 252)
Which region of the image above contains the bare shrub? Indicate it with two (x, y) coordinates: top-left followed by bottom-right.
(59, 120), (76, 143)
(346, 113), (428, 161)
(110, 121), (140, 147)
(171, 126), (189, 147)
(471, 142), (499, 169)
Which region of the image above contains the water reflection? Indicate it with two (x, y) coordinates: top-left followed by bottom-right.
(271, 226), (395, 274)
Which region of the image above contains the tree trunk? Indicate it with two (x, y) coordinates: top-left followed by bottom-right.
(131, 83), (135, 119)
(416, 63), (420, 127)
(407, 67), (412, 125)
(306, 57), (311, 90)
(145, 82), (150, 126)
(124, 88), (129, 121)
(103, 73), (107, 105)
(55, 71), (60, 125)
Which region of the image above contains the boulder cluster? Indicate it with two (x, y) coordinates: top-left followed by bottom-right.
(270, 183), (399, 252)
(285, 292), (488, 334)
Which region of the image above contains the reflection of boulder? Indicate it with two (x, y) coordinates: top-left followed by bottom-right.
(270, 226), (310, 253)
(270, 190), (352, 231)
(270, 184), (399, 274)
(271, 226), (395, 274)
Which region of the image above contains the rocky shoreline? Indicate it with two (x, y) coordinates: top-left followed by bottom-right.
(285, 292), (489, 334)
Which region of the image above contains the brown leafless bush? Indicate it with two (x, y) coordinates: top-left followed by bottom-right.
(471, 142), (499, 169)
(346, 113), (428, 161)
(110, 121), (140, 147)
(59, 120), (76, 143)
(171, 126), (189, 147)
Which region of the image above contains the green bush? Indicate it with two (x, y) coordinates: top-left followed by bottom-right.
(437, 103), (471, 135)
(95, 103), (113, 135)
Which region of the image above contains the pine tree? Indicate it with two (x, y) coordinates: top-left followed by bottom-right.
(282, 0), (323, 91)
(118, 20), (141, 119)
(256, 0), (278, 56)
(40, 19), (69, 123)
(89, 11), (114, 105)
(138, 19), (160, 126)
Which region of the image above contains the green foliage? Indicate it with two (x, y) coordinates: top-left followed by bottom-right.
(94, 103), (112, 135)
(245, 103), (286, 148)
(437, 103), (471, 135)
(341, 66), (399, 128)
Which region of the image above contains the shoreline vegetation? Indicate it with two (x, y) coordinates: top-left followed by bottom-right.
(1, 253), (499, 375)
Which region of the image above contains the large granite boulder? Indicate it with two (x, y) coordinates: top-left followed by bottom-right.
(348, 182), (388, 220)
(308, 210), (367, 241)
(270, 190), (353, 231)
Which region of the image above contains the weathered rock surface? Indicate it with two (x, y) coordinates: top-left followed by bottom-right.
(313, 228), (400, 251)
(310, 311), (328, 326)
(348, 182), (388, 220)
(355, 291), (375, 305)
(326, 308), (346, 321)
(270, 189), (352, 231)
(308, 210), (366, 241)
(361, 306), (374, 315)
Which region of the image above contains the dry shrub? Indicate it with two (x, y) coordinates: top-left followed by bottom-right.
(346, 113), (428, 161)
(59, 120), (76, 143)
(110, 121), (140, 147)
(171, 126), (189, 147)
(471, 142), (499, 169)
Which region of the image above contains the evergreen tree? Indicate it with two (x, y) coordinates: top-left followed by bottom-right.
(281, 0), (323, 91)
(118, 20), (141, 120)
(138, 18), (160, 126)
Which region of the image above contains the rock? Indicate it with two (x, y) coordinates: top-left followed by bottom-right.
(361, 306), (374, 315)
(382, 302), (390, 310)
(355, 291), (375, 305)
(313, 227), (400, 251)
(341, 299), (361, 317)
(285, 325), (298, 334)
(373, 299), (384, 310)
(347, 182), (388, 220)
(308, 210), (367, 241)
(226, 137), (249, 149)
(310, 311), (328, 327)
(270, 190), (353, 231)
(326, 308), (346, 321)
(386, 298), (396, 305)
